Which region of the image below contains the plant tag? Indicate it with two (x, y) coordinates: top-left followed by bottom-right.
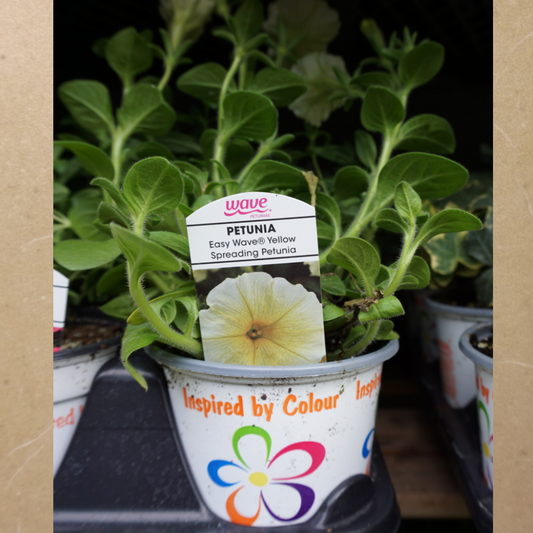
(54, 269), (69, 351)
(186, 192), (326, 365)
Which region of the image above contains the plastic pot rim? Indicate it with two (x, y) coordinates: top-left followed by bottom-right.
(53, 334), (122, 368)
(146, 338), (399, 380)
(459, 322), (493, 372)
(426, 297), (493, 321)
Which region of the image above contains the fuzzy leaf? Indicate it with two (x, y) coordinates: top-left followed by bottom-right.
(374, 208), (408, 233)
(326, 237), (381, 295)
(55, 141), (114, 179)
(334, 166), (369, 199)
(395, 181), (422, 223)
(55, 239), (121, 270)
(358, 296), (404, 323)
(396, 114), (455, 154)
(249, 67), (306, 107)
(321, 275), (346, 296)
(399, 41), (444, 89)
(177, 63), (234, 105)
(418, 209), (482, 244)
(361, 87), (405, 134)
(323, 304), (346, 322)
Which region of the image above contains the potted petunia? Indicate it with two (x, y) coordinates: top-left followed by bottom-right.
(55, 0), (484, 526)
(422, 157), (493, 408)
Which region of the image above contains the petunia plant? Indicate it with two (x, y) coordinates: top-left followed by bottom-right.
(54, 0), (484, 388)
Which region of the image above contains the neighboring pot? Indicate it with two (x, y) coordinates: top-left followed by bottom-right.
(460, 323), (493, 491)
(147, 340), (398, 528)
(53, 326), (122, 476)
(426, 298), (492, 409)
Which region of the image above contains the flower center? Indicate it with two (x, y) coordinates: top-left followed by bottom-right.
(249, 472), (268, 487)
(247, 325), (263, 340)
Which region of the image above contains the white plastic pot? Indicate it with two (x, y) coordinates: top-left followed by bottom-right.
(147, 340), (398, 528)
(53, 339), (120, 476)
(460, 323), (493, 491)
(426, 298), (492, 409)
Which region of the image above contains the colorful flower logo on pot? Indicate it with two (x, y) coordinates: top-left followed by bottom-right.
(478, 400), (493, 489)
(199, 271), (326, 366)
(207, 426), (326, 525)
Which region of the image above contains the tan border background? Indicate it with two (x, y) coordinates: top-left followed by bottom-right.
(0, 0), (530, 531)
(494, 2), (533, 531)
(0, 1), (53, 531)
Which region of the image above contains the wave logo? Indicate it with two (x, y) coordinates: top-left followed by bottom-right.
(224, 197), (269, 216)
(207, 426), (325, 526)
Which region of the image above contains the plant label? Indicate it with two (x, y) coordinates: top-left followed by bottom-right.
(53, 269), (69, 351)
(186, 193), (326, 365)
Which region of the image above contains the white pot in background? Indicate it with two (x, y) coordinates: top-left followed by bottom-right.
(460, 323), (493, 491)
(53, 340), (120, 476)
(426, 298), (492, 408)
(148, 341), (398, 528)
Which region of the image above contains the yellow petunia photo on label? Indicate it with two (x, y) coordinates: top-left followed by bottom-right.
(198, 270), (326, 366)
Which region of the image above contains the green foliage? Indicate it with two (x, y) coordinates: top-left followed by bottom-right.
(55, 5), (486, 377)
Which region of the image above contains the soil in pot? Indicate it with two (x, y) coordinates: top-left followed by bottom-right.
(469, 333), (493, 358)
(60, 321), (124, 350)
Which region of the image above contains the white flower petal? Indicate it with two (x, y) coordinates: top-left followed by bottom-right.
(200, 272), (325, 366)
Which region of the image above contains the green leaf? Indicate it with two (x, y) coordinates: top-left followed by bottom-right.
(326, 237), (381, 295)
(91, 177), (130, 213)
(160, 300), (177, 325)
(58, 80), (114, 139)
(375, 265), (392, 289)
(174, 296), (200, 337)
(225, 139), (254, 175)
(55, 141), (114, 179)
(232, 0), (264, 45)
(148, 231), (190, 260)
(177, 63), (234, 105)
(355, 130), (377, 170)
(321, 275), (346, 296)
(242, 160), (306, 192)
(121, 323), (161, 390)
(418, 209), (482, 244)
(220, 91), (278, 142)
(123, 157), (184, 224)
(399, 41), (444, 89)
(249, 68), (306, 107)
(361, 87), (405, 134)
(111, 224), (183, 275)
(127, 286), (196, 325)
(334, 166), (369, 199)
(466, 208), (492, 266)
(395, 181), (422, 223)
(68, 196), (109, 241)
(54, 239), (121, 270)
(323, 304), (346, 322)
(105, 27), (153, 83)
(423, 232), (461, 276)
(97, 202), (130, 227)
(351, 72), (394, 90)
(317, 220), (335, 244)
(358, 296), (404, 323)
(375, 153), (468, 209)
(316, 192), (342, 240)
(343, 325), (367, 347)
(54, 182), (70, 204)
(375, 320), (399, 340)
(396, 114), (455, 154)
(132, 141), (175, 160)
(393, 256), (430, 290)
(118, 84), (176, 136)
(373, 208), (409, 233)
(475, 268), (493, 307)
(96, 263), (127, 295)
(99, 293), (136, 321)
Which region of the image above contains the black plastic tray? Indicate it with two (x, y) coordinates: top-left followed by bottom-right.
(54, 351), (401, 533)
(419, 361), (493, 533)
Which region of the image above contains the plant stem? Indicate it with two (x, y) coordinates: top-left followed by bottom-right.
(383, 224), (417, 297)
(212, 53), (242, 193)
(158, 57), (174, 91)
(129, 274), (203, 358)
(345, 320), (381, 357)
(147, 272), (173, 293)
(237, 142), (271, 186)
(310, 151), (328, 194)
(111, 132), (126, 188)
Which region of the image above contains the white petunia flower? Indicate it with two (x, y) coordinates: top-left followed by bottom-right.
(263, 0), (340, 59)
(289, 53), (347, 127)
(160, 0), (216, 49)
(199, 271), (326, 366)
